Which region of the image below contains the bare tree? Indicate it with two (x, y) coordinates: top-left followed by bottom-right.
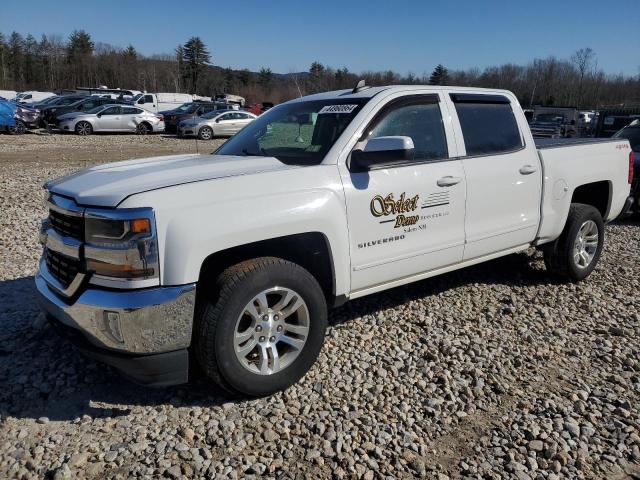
(571, 48), (596, 105)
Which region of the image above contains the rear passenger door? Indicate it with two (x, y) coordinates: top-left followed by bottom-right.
(341, 93), (467, 293)
(446, 93), (542, 260)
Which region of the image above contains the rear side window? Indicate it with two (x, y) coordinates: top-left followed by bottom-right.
(144, 95), (154, 103)
(451, 94), (522, 156)
(366, 96), (448, 162)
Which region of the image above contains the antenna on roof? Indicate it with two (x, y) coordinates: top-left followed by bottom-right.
(352, 79), (370, 94)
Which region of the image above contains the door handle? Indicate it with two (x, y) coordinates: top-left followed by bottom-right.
(437, 176), (463, 187)
(519, 165), (537, 175)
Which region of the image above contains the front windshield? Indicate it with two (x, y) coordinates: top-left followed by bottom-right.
(613, 126), (640, 151)
(39, 96), (60, 105)
(132, 93), (143, 102)
(216, 99), (367, 164)
(175, 103), (199, 113)
(536, 113), (565, 123)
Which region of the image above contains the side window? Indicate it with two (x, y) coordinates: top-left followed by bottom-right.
(83, 100), (97, 110)
(367, 100), (448, 161)
(101, 107), (120, 115)
(122, 107), (139, 115)
(451, 95), (523, 156)
(144, 95), (154, 103)
(218, 114), (231, 121)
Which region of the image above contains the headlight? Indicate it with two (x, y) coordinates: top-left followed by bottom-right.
(84, 208), (159, 288)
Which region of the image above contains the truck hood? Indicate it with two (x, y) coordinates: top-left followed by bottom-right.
(46, 153), (298, 207)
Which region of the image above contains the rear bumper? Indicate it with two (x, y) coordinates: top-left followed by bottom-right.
(618, 195), (635, 218)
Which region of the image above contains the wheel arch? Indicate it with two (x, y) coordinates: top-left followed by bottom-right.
(570, 180), (612, 219)
(196, 232), (339, 308)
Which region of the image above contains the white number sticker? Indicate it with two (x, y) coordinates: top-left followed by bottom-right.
(318, 104), (358, 114)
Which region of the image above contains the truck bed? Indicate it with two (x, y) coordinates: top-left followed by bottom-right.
(535, 137), (620, 149)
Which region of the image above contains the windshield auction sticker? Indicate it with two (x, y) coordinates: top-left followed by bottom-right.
(318, 104), (359, 114)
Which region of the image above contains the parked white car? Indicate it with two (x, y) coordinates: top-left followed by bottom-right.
(0, 90), (17, 101)
(37, 84), (633, 396)
(57, 104), (165, 135)
(178, 110), (257, 139)
(133, 93), (196, 114)
(15, 91), (56, 104)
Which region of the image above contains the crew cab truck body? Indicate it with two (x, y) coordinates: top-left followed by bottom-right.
(36, 85), (634, 395)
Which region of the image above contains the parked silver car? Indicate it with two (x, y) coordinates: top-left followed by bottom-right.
(177, 110), (257, 140)
(57, 104), (165, 135)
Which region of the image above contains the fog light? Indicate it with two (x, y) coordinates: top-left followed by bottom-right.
(102, 311), (124, 343)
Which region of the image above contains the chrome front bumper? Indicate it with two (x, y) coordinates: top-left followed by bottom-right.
(35, 267), (196, 355)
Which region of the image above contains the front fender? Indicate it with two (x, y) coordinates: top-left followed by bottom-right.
(119, 165), (351, 296)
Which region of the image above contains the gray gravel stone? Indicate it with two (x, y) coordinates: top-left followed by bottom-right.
(0, 136), (638, 479)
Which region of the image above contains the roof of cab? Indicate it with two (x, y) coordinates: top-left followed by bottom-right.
(289, 85), (515, 103)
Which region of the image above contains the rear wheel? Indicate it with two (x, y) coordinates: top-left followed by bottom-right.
(8, 120), (26, 135)
(136, 122), (151, 135)
(543, 203), (604, 281)
(198, 126), (213, 140)
(195, 257), (327, 397)
(75, 121), (92, 136)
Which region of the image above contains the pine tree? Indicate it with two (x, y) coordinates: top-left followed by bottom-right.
(181, 37), (210, 93)
(8, 32), (24, 89)
(258, 67), (273, 88)
(429, 64), (449, 85)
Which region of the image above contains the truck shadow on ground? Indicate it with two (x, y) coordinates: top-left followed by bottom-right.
(0, 250), (552, 421)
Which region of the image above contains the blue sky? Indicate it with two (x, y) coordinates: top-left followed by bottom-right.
(1, 0), (638, 76)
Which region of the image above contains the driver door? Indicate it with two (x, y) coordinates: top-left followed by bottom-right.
(340, 92), (467, 293)
(96, 106), (122, 131)
(216, 113), (234, 135)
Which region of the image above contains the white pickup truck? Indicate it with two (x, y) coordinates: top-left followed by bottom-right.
(36, 84), (634, 396)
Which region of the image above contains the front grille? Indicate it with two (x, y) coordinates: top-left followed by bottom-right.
(46, 249), (82, 289)
(49, 209), (83, 240)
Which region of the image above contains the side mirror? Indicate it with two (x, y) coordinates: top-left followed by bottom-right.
(215, 118), (221, 123)
(138, 98), (145, 104)
(351, 136), (415, 171)
(96, 113), (102, 118)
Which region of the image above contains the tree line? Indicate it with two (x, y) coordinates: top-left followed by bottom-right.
(0, 29), (638, 108)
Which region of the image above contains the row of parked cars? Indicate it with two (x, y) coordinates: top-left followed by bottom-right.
(0, 90), (268, 140)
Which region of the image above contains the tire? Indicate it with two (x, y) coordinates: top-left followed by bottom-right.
(198, 126), (213, 140)
(136, 122), (151, 135)
(75, 121), (92, 136)
(195, 257), (327, 397)
(8, 120), (26, 135)
(543, 203), (604, 281)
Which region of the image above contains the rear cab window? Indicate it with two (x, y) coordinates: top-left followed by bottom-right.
(450, 93), (523, 156)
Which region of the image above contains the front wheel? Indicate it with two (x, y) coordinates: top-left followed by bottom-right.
(75, 121), (92, 136)
(8, 120), (26, 135)
(198, 126), (213, 140)
(543, 203), (604, 281)
(195, 257), (327, 397)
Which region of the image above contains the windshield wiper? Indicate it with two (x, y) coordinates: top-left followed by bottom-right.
(241, 148), (268, 157)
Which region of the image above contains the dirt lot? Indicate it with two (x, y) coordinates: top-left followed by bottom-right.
(0, 132), (639, 479)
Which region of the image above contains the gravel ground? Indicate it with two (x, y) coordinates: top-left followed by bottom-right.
(0, 133), (639, 479)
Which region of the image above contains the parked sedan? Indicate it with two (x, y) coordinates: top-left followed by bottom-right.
(162, 101), (234, 132)
(57, 105), (165, 135)
(177, 110), (256, 140)
(44, 96), (130, 126)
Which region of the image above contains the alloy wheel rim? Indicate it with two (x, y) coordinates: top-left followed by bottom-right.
(573, 220), (598, 269)
(201, 128), (211, 139)
(78, 123), (90, 135)
(233, 287), (310, 375)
